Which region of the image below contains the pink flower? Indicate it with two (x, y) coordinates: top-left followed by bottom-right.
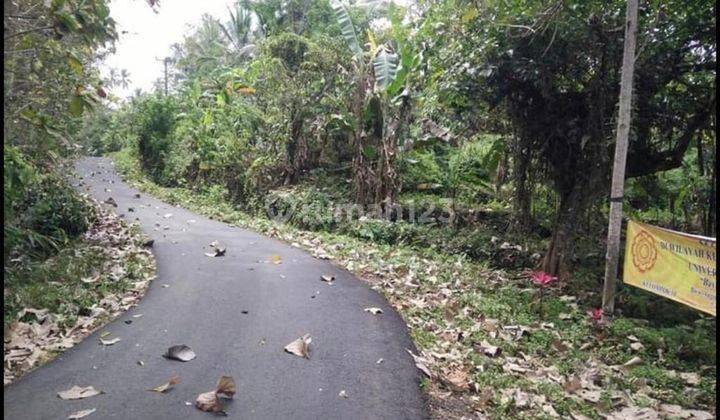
(530, 271), (557, 287)
(588, 308), (603, 322)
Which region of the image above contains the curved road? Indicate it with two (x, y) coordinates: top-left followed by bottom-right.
(3, 157), (428, 420)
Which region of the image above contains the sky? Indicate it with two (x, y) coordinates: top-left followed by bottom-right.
(100, 0), (235, 100)
(100, 0), (414, 100)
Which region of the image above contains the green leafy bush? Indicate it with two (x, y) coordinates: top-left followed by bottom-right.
(398, 150), (445, 192)
(22, 173), (93, 239)
(445, 134), (504, 200)
(4, 146), (94, 259)
(135, 96), (179, 184)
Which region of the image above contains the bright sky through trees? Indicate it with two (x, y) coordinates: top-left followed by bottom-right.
(100, 0), (234, 99)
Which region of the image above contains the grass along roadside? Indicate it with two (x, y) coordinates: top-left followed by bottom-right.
(110, 149), (716, 419)
(4, 196), (156, 385)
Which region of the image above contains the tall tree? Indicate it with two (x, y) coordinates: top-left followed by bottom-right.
(422, 0), (715, 278)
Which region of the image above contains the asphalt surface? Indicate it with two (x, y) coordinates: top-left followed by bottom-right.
(3, 157), (428, 420)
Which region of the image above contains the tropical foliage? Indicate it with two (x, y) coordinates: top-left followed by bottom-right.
(4, 0), (715, 416)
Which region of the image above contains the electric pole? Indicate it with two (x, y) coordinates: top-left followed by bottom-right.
(154, 56), (170, 96)
(601, 0), (639, 315)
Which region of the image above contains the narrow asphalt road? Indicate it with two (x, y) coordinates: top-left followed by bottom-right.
(3, 157), (428, 420)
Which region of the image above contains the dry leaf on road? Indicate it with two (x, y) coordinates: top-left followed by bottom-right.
(58, 385), (102, 400)
(99, 337), (120, 346)
(284, 334), (312, 359)
(68, 408), (96, 419)
(163, 345), (196, 362)
(216, 376), (236, 399)
(195, 391), (226, 415)
(148, 376), (180, 393)
(320, 274), (335, 283)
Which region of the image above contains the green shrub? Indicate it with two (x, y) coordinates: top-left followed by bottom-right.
(398, 150), (445, 192)
(264, 33), (312, 72)
(445, 134), (504, 201)
(4, 147), (94, 259)
(22, 173), (93, 239)
(135, 95), (179, 184)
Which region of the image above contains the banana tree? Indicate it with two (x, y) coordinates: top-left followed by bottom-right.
(330, 0), (416, 205)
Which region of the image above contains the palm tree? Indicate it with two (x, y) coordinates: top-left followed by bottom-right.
(220, 3), (253, 50)
(119, 69), (130, 89)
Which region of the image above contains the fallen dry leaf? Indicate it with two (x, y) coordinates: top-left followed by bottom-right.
(576, 389), (602, 403)
(58, 386), (102, 400)
(148, 376), (180, 393)
(364, 307), (383, 315)
(320, 274), (335, 283)
(163, 345), (196, 362)
(679, 372), (701, 385)
(542, 404), (560, 417)
(195, 391), (225, 415)
(474, 341), (502, 358)
(502, 363), (528, 374)
(552, 340), (569, 353)
(606, 405), (659, 420)
(284, 334), (312, 359)
(270, 254), (282, 264)
(204, 241), (226, 257)
(658, 403), (713, 419)
(216, 376), (236, 399)
(630, 342), (645, 352)
(68, 408), (96, 419)
(562, 376), (582, 393)
(622, 356), (643, 368)
(444, 368), (469, 391)
(81, 275), (100, 284)
(406, 349), (433, 378)
(99, 337), (120, 346)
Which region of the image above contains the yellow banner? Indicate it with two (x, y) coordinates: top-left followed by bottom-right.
(623, 220), (716, 316)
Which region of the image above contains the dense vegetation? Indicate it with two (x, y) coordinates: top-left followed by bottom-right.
(3, 0), (716, 417)
(83, 0), (715, 279)
(4, 0), (118, 261)
(3, 0), (159, 386)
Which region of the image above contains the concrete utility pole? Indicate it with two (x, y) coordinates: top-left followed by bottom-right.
(154, 56), (170, 96)
(601, 0), (639, 315)
(163, 57), (168, 96)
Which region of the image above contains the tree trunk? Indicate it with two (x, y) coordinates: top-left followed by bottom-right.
(541, 185), (589, 280)
(512, 137), (533, 231)
(284, 105), (307, 185)
(352, 71), (372, 204)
